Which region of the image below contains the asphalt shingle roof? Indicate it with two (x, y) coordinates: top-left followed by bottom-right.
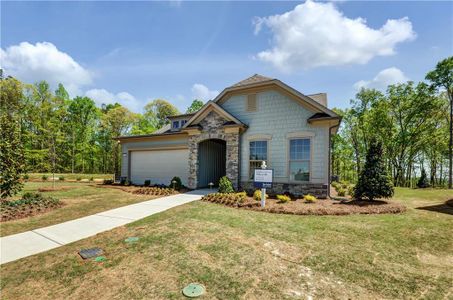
(230, 74), (273, 87)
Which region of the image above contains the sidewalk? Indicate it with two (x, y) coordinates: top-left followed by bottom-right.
(0, 189), (210, 264)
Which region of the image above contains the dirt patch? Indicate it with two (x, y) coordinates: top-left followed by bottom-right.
(202, 194), (406, 216)
(38, 186), (76, 192)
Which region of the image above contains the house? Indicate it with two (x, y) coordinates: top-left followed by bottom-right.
(115, 74), (341, 198)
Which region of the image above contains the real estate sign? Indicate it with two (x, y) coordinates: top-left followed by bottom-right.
(254, 169), (273, 188)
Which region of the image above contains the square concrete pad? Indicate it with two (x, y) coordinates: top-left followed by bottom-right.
(0, 231), (60, 264)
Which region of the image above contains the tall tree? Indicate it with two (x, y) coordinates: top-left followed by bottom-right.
(186, 99), (204, 113)
(0, 78), (26, 198)
(144, 99), (179, 129)
(426, 56), (453, 188)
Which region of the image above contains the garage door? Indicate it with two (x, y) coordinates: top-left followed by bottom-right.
(130, 149), (189, 186)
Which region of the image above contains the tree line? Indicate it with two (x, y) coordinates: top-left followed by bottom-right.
(0, 77), (204, 178)
(332, 57), (452, 188)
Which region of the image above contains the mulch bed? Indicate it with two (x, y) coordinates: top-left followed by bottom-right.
(446, 199), (453, 207)
(202, 194), (406, 216)
(96, 184), (180, 196)
(1, 195), (64, 222)
(38, 186), (76, 192)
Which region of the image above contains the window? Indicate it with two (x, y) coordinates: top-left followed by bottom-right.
(180, 120), (187, 127)
(289, 139), (310, 181)
(172, 121), (180, 129)
(249, 141), (267, 179)
(246, 94), (257, 112)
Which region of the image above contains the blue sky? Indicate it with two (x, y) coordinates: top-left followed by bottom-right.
(1, 1), (452, 112)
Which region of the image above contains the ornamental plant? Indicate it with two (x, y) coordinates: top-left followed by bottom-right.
(417, 168), (430, 188)
(218, 176), (234, 193)
(169, 176), (182, 190)
(276, 194), (291, 203)
(354, 140), (394, 201)
(253, 189), (268, 201)
(303, 194), (317, 203)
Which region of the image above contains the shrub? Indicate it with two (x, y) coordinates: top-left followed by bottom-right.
(144, 180), (151, 187)
(59, 176), (65, 181)
(337, 188), (346, 197)
(354, 140), (394, 201)
(347, 185), (355, 196)
(120, 178), (126, 185)
(417, 168), (430, 188)
(304, 194), (317, 203)
(103, 179), (113, 185)
(253, 189), (268, 201)
(276, 194), (291, 203)
(169, 176), (182, 190)
(218, 176), (234, 193)
(23, 174), (29, 181)
(331, 181), (340, 190)
(76, 176), (82, 181)
(124, 180), (131, 186)
(89, 177), (94, 181)
(42, 175), (48, 181)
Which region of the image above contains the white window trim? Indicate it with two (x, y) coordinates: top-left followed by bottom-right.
(287, 136), (313, 183)
(247, 135), (272, 180)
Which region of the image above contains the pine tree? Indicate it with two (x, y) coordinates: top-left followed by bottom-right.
(417, 168), (430, 188)
(354, 140), (394, 201)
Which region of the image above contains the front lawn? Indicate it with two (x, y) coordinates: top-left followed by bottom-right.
(0, 181), (150, 237)
(1, 188), (452, 299)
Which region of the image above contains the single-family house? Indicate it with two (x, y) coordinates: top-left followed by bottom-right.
(115, 74), (341, 198)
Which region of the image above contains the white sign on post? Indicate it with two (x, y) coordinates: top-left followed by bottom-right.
(254, 164), (273, 208)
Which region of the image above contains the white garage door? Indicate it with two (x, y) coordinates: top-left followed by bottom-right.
(130, 149), (189, 186)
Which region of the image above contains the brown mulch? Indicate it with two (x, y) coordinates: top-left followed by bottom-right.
(1, 201), (64, 222)
(38, 186), (76, 192)
(446, 199), (453, 207)
(203, 195), (406, 216)
(96, 184), (180, 196)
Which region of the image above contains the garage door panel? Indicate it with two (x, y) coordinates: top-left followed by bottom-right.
(130, 149), (189, 186)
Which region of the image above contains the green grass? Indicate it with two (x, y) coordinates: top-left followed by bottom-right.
(1, 187), (452, 299)
(0, 181), (150, 237)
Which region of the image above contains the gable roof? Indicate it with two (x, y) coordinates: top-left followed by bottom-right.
(215, 74), (339, 118)
(231, 74), (273, 87)
(182, 100), (245, 129)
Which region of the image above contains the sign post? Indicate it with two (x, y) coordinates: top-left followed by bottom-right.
(254, 161), (273, 208)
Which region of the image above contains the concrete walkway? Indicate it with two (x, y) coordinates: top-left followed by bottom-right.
(0, 189), (210, 264)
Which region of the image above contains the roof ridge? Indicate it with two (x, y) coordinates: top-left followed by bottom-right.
(231, 74), (273, 87)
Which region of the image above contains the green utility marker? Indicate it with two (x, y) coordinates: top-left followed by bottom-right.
(124, 237), (139, 243)
(182, 283), (205, 298)
(94, 256), (106, 262)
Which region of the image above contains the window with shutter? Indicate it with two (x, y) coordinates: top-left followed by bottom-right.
(246, 94), (257, 112)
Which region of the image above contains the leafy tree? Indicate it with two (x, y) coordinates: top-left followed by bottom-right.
(354, 140), (394, 201)
(186, 99), (204, 113)
(417, 168), (430, 188)
(144, 99), (179, 129)
(0, 78), (26, 198)
(130, 114), (156, 135)
(426, 56), (453, 189)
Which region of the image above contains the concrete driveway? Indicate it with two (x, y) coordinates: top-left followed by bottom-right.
(0, 189), (211, 264)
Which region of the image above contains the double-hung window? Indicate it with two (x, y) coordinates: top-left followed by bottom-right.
(180, 120), (187, 127)
(289, 138), (310, 182)
(172, 121), (180, 129)
(249, 141), (268, 179)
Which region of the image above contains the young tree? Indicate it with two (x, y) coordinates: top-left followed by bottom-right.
(354, 140), (394, 201)
(0, 78), (26, 198)
(144, 99), (179, 129)
(426, 57), (453, 188)
(417, 168), (430, 188)
(186, 99), (204, 113)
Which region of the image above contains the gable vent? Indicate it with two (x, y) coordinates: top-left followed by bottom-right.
(246, 94), (257, 112)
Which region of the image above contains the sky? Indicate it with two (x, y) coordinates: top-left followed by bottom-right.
(1, 1), (452, 113)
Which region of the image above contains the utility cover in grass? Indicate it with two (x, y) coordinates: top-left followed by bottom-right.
(79, 247), (103, 259)
(124, 237), (139, 243)
(182, 283), (205, 298)
(94, 256), (107, 262)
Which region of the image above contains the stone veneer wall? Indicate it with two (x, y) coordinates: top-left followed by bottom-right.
(188, 111), (240, 189)
(240, 181), (328, 199)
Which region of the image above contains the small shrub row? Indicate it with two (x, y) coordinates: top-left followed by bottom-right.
(303, 194), (317, 203)
(276, 194), (291, 203)
(253, 189), (268, 201)
(202, 192), (248, 206)
(132, 187), (176, 196)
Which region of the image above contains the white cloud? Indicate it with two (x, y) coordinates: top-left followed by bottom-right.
(0, 42), (93, 95)
(353, 67), (409, 90)
(85, 89), (141, 112)
(253, 0), (416, 72)
(191, 83), (219, 101)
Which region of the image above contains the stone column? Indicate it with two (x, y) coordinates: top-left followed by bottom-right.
(188, 135), (198, 189)
(225, 133), (239, 189)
